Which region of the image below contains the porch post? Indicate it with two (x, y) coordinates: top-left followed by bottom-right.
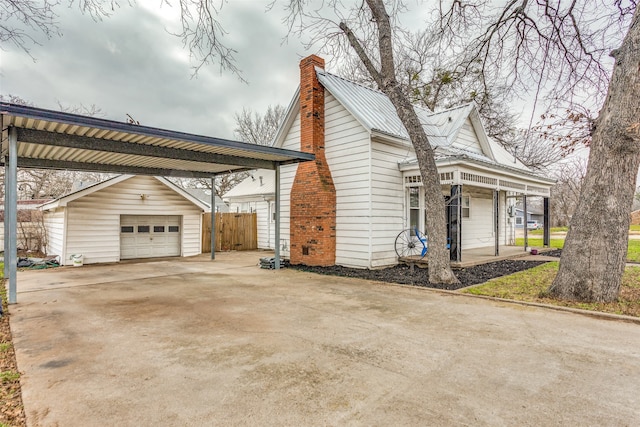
(274, 163), (281, 270)
(7, 127), (18, 304)
(494, 190), (500, 256)
(210, 177), (215, 260)
(523, 194), (528, 251)
(543, 197), (550, 247)
(449, 185), (462, 262)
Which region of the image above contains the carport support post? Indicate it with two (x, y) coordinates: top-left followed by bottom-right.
(274, 163), (281, 270)
(543, 197), (550, 247)
(211, 176), (215, 260)
(523, 195), (528, 251)
(6, 127), (18, 304)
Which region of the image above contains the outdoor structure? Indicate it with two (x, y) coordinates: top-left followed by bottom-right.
(257, 55), (554, 269)
(1, 102), (313, 304)
(223, 169), (276, 250)
(40, 175), (209, 265)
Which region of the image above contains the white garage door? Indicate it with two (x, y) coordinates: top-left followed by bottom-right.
(120, 215), (181, 259)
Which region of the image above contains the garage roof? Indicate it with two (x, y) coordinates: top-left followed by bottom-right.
(1, 102), (313, 178)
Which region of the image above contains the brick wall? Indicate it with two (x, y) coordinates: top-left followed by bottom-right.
(290, 55), (337, 266)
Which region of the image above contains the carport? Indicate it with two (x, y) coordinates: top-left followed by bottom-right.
(0, 102), (314, 304)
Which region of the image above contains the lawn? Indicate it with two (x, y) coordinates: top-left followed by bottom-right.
(516, 238), (640, 262)
(464, 262), (640, 317)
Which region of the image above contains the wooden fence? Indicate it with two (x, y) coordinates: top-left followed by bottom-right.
(202, 212), (257, 252)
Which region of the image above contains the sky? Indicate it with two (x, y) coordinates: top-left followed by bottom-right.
(0, 1), (324, 140)
(1, 1), (638, 187)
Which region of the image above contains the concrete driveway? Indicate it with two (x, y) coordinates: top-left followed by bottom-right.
(9, 252), (640, 426)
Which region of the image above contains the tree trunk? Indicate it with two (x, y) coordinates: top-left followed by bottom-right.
(385, 86), (458, 284)
(345, 0), (458, 285)
(549, 6), (640, 302)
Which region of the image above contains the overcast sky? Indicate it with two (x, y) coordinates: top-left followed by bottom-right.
(1, 2), (637, 189)
(0, 2), (327, 140)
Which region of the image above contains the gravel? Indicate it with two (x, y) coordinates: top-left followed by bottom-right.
(290, 250), (562, 291)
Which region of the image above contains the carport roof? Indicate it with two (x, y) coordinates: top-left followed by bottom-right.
(0, 102), (314, 178)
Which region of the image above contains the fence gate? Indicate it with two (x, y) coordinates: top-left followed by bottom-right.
(202, 212), (257, 252)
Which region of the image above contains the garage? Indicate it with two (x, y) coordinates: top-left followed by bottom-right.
(120, 215), (181, 259)
(40, 175), (207, 265)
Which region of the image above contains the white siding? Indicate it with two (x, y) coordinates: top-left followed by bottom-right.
(452, 119), (483, 154)
(461, 192), (494, 249)
(43, 208), (65, 260)
(63, 176), (202, 265)
(276, 92), (372, 267)
(324, 92), (372, 268)
(370, 141), (409, 267)
(182, 213), (201, 257)
(278, 113), (301, 258)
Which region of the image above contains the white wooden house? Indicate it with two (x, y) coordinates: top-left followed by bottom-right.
(40, 175), (208, 265)
(237, 55), (554, 269)
(223, 169), (276, 250)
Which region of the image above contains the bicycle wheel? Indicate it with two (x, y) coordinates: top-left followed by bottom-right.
(394, 229), (427, 259)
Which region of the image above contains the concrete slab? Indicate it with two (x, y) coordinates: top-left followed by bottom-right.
(9, 252), (640, 426)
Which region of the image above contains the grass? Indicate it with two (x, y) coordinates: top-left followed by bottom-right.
(515, 238), (640, 262)
(515, 237), (565, 249)
(0, 371), (20, 384)
(528, 226), (568, 235)
(630, 225), (640, 232)
(465, 262), (640, 317)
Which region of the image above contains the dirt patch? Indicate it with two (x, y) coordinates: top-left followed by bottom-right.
(1, 285), (26, 427)
(290, 252), (561, 290)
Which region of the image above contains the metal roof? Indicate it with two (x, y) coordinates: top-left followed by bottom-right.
(315, 69), (534, 173)
(1, 102), (314, 178)
(316, 69), (473, 147)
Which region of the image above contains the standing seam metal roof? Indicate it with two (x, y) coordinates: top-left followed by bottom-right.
(315, 69), (475, 148)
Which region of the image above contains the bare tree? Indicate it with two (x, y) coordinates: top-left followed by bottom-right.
(0, 0), (58, 56)
(337, 34), (521, 152)
(1, 0), (239, 76)
(171, 104), (286, 197)
(234, 105), (285, 146)
(549, 158), (587, 227)
(339, 0), (457, 284)
(439, 0), (639, 301)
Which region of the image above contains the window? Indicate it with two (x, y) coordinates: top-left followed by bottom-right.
(138, 225), (150, 233)
(270, 202), (276, 222)
(516, 217), (523, 225)
(409, 187), (420, 231)
(462, 196), (470, 219)
(121, 226), (134, 233)
(168, 226), (179, 232)
(154, 226), (165, 233)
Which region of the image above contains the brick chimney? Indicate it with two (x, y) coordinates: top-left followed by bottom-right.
(290, 55), (336, 266)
